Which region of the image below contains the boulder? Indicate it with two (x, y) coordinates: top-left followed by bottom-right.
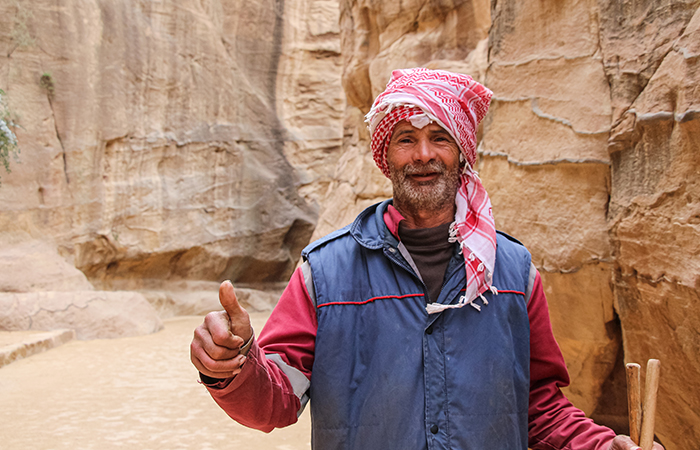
(0, 291), (163, 339)
(139, 282), (281, 318)
(0, 238), (94, 292)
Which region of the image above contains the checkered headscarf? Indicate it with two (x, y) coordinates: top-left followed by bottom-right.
(366, 68), (497, 314)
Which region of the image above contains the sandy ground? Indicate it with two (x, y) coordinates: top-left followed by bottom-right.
(0, 313), (311, 450)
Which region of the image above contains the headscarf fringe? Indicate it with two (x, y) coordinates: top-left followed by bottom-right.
(426, 288), (499, 315)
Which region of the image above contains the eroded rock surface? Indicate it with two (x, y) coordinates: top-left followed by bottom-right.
(482, 0), (618, 428)
(278, 0), (345, 205)
(0, 328), (75, 368)
(606, 6), (700, 447)
(139, 282), (282, 318)
(0, 290), (163, 339)
(0, 0), (330, 292)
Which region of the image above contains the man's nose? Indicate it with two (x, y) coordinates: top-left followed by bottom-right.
(413, 138), (437, 162)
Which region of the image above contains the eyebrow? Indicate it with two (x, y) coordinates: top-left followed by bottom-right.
(427, 129), (456, 143)
(390, 125), (455, 142)
(429, 128), (452, 137)
(390, 128), (416, 141)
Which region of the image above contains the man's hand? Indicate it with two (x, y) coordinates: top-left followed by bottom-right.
(190, 280), (253, 379)
(608, 435), (664, 450)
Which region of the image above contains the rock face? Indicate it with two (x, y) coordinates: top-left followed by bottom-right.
(0, 0), (343, 291)
(140, 282), (283, 318)
(0, 1), (343, 336)
(278, 0), (345, 205)
(484, 0), (617, 429)
(604, 4), (700, 447)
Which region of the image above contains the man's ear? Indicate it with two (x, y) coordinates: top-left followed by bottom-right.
(459, 152), (467, 169)
(458, 152), (470, 174)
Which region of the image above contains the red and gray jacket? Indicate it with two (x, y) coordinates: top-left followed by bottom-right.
(205, 200), (617, 449)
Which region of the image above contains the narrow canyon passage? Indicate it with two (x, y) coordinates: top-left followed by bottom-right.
(0, 314), (311, 450)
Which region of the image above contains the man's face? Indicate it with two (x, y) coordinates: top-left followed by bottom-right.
(387, 120), (462, 216)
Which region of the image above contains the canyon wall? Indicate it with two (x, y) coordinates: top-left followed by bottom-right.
(0, 0), (344, 292)
(0, 0), (343, 320)
(482, 0), (618, 426)
(604, 2), (700, 446)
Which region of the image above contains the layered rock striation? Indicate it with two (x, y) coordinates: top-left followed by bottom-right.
(604, 4), (700, 446)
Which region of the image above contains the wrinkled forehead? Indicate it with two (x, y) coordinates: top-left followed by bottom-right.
(391, 119), (450, 134)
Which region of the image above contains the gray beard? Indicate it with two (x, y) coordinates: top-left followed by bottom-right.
(389, 160), (461, 217)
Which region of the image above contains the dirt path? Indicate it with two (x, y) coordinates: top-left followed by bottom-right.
(0, 314), (311, 450)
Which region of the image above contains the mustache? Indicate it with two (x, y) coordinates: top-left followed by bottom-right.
(401, 161), (447, 176)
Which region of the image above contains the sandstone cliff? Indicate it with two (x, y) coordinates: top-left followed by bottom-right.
(0, 0), (344, 293)
(0, 0), (343, 326)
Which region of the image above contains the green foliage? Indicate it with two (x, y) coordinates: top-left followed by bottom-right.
(0, 89), (20, 184)
(40, 72), (55, 96)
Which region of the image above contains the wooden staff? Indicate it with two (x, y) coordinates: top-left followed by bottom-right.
(625, 363), (642, 444)
(640, 359), (661, 450)
(626, 359), (661, 450)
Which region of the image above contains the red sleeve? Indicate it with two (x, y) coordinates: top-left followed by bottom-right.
(257, 267), (318, 378)
(528, 270), (617, 450)
(205, 267), (317, 432)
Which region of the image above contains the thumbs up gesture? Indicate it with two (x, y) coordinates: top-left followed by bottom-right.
(190, 281), (253, 379)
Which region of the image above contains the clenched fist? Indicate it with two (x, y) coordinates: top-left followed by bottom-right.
(607, 435), (664, 450)
(190, 280), (253, 379)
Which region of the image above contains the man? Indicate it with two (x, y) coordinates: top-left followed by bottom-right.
(191, 68), (663, 450)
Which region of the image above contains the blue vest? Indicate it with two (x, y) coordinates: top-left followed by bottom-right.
(302, 200), (531, 450)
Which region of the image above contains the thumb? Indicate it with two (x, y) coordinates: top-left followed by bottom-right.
(219, 280), (252, 342)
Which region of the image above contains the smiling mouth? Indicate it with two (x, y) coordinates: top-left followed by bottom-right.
(408, 172), (441, 181)
(402, 161), (446, 183)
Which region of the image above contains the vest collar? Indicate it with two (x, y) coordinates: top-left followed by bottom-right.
(349, 199), (394, 250)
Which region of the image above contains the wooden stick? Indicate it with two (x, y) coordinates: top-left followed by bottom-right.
(626, 363), (642, 444)
(640, 359), (661, 450)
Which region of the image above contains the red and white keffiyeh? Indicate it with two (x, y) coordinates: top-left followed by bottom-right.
(365, 68), (497, 314)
